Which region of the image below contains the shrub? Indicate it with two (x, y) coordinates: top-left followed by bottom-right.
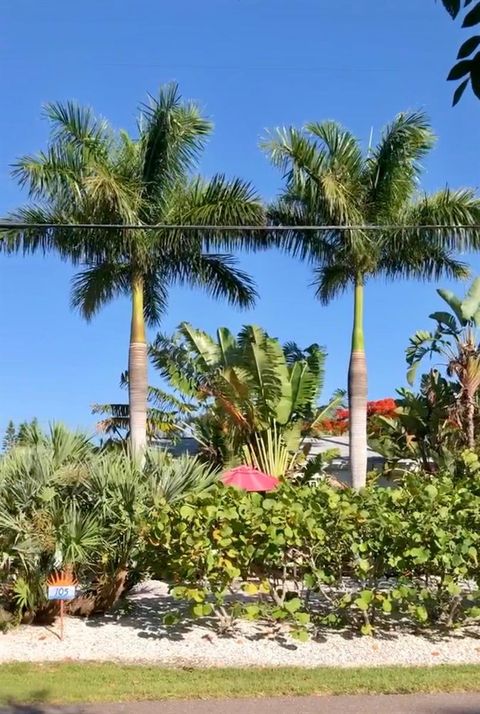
(0, 424), (217, 627)
(146, 471), (480, 637)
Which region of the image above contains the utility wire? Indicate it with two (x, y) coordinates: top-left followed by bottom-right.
(1, 223), (480, 231)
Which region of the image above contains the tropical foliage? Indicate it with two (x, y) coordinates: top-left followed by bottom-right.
(406, 278), (480, 448)
(0, 424), (217, 627)
(7, 83), (265, 455)
(263, 110), (480, 487)
(92, 372), (191, 447)
(148, 456), (480, 638)
(149, 322), (340, 466)
(368, 372), (462, 474)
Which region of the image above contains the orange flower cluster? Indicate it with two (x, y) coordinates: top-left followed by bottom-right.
(318, 399), (397, 435)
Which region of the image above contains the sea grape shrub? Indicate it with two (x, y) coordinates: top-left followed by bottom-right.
(146, 473), (480, 636)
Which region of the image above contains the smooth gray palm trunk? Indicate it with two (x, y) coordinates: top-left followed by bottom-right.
(348, 281), (368, 488)
(129, 276), (148, 458)
(128, 341), (148, 457)
(348, 350), (368, 488)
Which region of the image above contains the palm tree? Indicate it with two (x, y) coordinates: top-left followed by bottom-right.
(7, 84), (265, 456)
(263, 111), (480, 487)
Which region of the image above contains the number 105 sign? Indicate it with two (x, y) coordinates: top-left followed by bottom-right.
(46, 572), (77, 601)
(48, 584), (76, 600)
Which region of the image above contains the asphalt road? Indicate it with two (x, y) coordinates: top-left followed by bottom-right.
(2, 695), (480, 714)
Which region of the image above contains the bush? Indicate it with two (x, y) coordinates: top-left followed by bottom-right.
(146, 471), (480, 637)
(0, 424), (217, 627)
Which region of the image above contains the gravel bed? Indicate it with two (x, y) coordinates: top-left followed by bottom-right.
(1, 580), (480, 667)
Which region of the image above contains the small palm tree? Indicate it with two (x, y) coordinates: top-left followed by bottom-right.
(263, 111), (480, 487)
(8, 84), (265, 456)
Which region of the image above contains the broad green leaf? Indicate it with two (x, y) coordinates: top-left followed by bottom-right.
(179, 505), (196, 519)
(358, 558), (370, 573)
(295, 612), (311, 625)
(382, 599), (392, 614)
(437, 288), (466, 324)
(291, 629), (309, 642)
(244, 604), (260, 619)
(460, 277), (480, 321)
(284, 597), (302, 613)
(415, 605), (429, 623)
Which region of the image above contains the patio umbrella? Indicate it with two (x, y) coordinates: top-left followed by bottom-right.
(220, 465), (279, 492)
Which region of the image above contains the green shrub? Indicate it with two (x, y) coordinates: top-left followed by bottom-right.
(146, 472), (480, 637)
(0, 424), (217, 627)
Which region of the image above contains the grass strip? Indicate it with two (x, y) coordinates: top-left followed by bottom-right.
(2, 663), (480, 704)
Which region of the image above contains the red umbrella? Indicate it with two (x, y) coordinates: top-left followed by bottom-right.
(221, 465), (279, 492)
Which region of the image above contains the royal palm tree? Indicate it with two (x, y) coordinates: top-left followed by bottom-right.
(7, 84), (265, 456)
(263, 111), (480, 487)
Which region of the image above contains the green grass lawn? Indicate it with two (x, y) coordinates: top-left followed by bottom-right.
(2, 663), (480, 704)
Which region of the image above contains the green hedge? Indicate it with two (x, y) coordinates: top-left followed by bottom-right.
(146, 468), (480, 637)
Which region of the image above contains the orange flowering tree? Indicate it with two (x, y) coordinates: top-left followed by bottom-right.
(318, 399), (397, 436)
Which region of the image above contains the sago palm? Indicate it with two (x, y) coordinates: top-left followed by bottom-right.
(263, 111), (480, 487)
(7, 83), (265, 456)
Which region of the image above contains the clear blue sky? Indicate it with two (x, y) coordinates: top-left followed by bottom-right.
(1, 0), (480, 435)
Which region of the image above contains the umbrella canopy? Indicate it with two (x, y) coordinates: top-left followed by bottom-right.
(221, 465), (279, 492)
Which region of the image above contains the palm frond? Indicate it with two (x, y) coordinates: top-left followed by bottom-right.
(378, 236), (469, 282)
(175, 253), (258, 308)
(403, 188), (480, 251)
(43, 101), (113, 159)
(142, 270), (168, 326)
(306, 120), (363, 178)
(11, 143), (85, 201)
(139, 83), (212, 202)
(365, 111), (435, 219)
(145, 450), (218, 503)
(168, 174), (266, 252)
(312, 263), (353, 303)
(71, 262), (131, 320)
(1, 206), (70, 255)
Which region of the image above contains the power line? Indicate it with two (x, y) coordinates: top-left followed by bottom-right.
(1, 223), (480, 232)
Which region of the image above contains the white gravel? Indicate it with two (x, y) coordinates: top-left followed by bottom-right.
(1, 580), (480, 668)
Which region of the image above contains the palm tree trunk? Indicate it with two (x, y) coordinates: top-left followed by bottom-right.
(348, 280), (368, 489)
(128, 274), (147, 458)
(467, 398), (475, 450)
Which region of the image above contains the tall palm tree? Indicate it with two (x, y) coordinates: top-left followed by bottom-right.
(263, 111), (480, 487)
(7, 84), (265, 456)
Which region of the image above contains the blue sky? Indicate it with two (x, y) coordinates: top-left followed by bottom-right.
(1, 0), (480, 435)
